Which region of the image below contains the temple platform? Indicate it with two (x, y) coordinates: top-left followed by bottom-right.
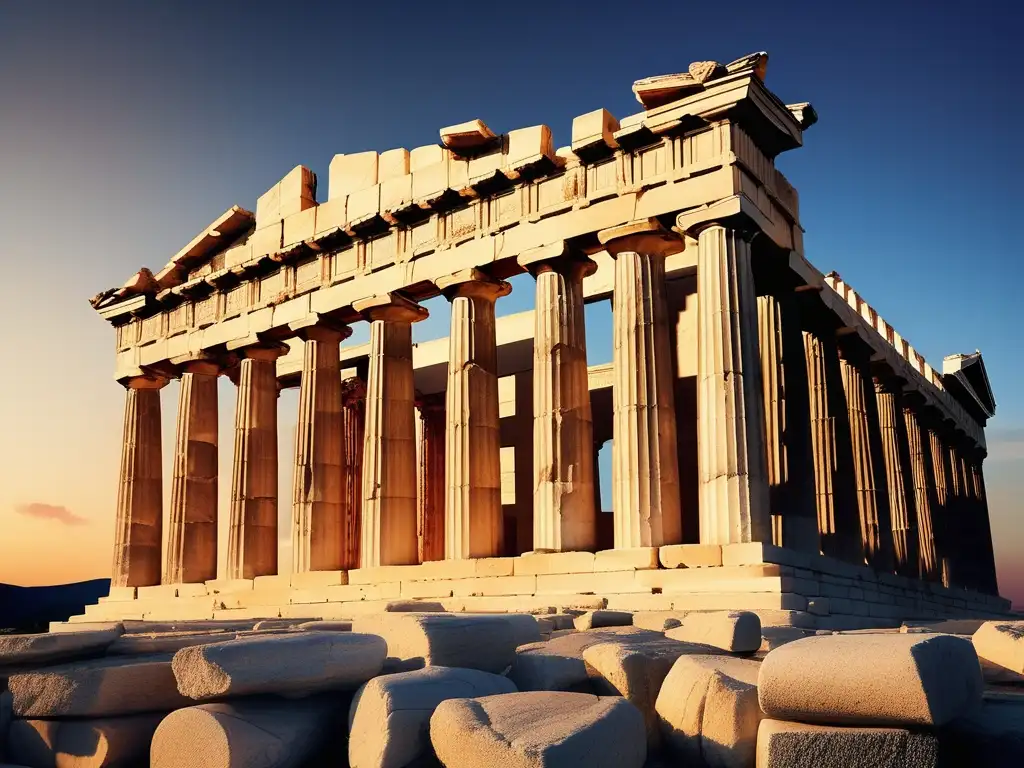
(60, 544), (1013, 633)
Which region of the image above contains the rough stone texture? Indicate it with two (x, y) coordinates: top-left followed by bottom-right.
(655, 654), (762, 768)
(172, 631), (385, 699)
(150, 695), (342, 768)
(760, 626), (814, 652)
(574, 610), (633, 631)
(0, 629), (122, 666)
(903, 407), (940, 581)
(757, 633), (983, 726)
(430, 692), (646, 768)
(664, 611), (761, 652)
(7, 714), (163, 768)
(633, 611), (687, 632)
(755, 719), (939, 768)
(107, 631), (237, 655)
(298, 620), (353, 632)
(352, 613), (538, 674)
(876, 384), (919, 577)
(8, 654), (191, 717)
(348, 666), (516, 768)
(973, 620), (1024, 674)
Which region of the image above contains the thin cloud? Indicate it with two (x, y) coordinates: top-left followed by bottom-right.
(14, 502), (88, 526)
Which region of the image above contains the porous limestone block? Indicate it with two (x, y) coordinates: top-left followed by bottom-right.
(656, 654), (762, 768)
(410, 144), (445, 171)
(760, 626), (814, 652)
(535, 570), (643, 596)
(348, 666), (516, 768)
(8, 654), (192, 717)
(973, 620), (1024, 674)
(0, 627), (122, 666)
(665, 611), (762, 653)
(107, 630), (237, 655)
(633, 611), (688, 632)
(571, 108), (620, 158)
(659, 545), (723, 569)
(48, 622), (122, 634)
(574, 610), (633, 631)
(430, 692), (646, 768)
(757, 633), (983, 727)
(351, 613), (539, 674)
(329, 152), (378, 199)
(439, 119), (495, 151)
(7, 713), (163, 768)
(313, 195), (346, 236)
(172, 631), (385, 699)
(248, 222), (282, 259)
(282, 207), (317, 248)
(594, 548), (659, 572)
(721, 542), (804, 568)
(378, 148), (410, 181)
(278, 165), (317, 218)
(505, 125), (554, 172)
(513, 551), (595, 576)
(150, 696), (341, 768)
(380, 173), (412, 216)
(290, 570), (347, 589)
(347, 184), (380, 225)
(755, 719), (940, 768)
(106, 587), (137, 602)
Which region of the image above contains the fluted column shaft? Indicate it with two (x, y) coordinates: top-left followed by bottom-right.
(904, 407), (939, 581)
(929, 428), (954, 586)
(113, 375), (167, 588)
(227, 345), (285, 580)
(969, 457), (999, 594)
(416, 394), (446, 563)
(529, 257), (596, 552)
(697, 225), (770, 544)
(442, 274), (510, 560)
(757, 294), (818, 552)
(291, 324), (350, 573)
(165, 362), (219, 585)
(875, 384), (919, 577)
(341, 377), (366, 570)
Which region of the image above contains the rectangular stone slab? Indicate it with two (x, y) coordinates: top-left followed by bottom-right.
(0, 627), (122, 665)
(973, 620), (1024, 675)
(755, 719), (939, 768)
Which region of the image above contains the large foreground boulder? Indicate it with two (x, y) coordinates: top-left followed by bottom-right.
(7, 713), (163, 768)
(348, 667), (517, 768)
(755, 719), (939, 768)
(655, 654), (762, 767)
(172, 632), (386, 699)
(150, 696), (343, 768)
(430, 692), (646, 768)
(8, 654), (191, 718)
(757, 633), (983, 727)
(351, 614), (539, 674)
(0, 629), (122, 667)
(972, 620), (1024, 674)
(664, 611), (761, 653)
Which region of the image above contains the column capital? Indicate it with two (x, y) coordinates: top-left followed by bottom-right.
(170, 351), (233, 377)
(341, 376), (367, 406)
(225, 336), (290, 361)
(436, 268), (511, 302)
(287, 314), (353, 343)
(517, 241), (596, 279)
(121, 372), (169, 390)
(353, 292), (428, 324)
(598, 218), (684, 259)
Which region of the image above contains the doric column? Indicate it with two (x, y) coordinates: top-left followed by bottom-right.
(757, 293), (818, 552)
(838, 350), (894, 570)
(165, 359), (220, 585)
(438, 269), (510, 560)
(804, 331), (862, 562)
(875, 380), (919, 577)
(416, 393), (446, 563)
(227, 343), (287, 580)
(518, 243), (597, 552)
(695, 224), (770, 544)
(112, 374), (167, 588)
(903, 405), (940, 581)
(291, 320), (352, 573)
(969, 454), (999, 594)
(355, 293), (428, 567)
(928, 426), (954, 586)
(598, 220), (683, 548)
(341, 377), (366, 570)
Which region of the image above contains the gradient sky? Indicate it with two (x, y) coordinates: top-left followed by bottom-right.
(1, 1), (1021, 604)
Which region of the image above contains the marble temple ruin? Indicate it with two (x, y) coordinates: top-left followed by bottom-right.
(76, 52), (1010, 628)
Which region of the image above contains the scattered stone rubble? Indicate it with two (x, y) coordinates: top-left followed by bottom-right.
(1, 611), (1021, 767)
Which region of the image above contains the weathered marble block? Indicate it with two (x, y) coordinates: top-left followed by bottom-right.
(973, 620), (1024, 674)
(0, 628), (122, 666)
(755, 719), (939, 768)
(664, 610), (761, 652)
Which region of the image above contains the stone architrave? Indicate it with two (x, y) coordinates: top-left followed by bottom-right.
(519, 242), (598, 553)
(696, 225), (771, 545)
(416, 393), (446, 563)
(804, 331), (862, 563)
(598, 220), (683, 549)
(438, 269), (510, 561)
(903, 406), (940, 581)
(113, 374), (168, 588)
(875, 381), (919, 578)
(227, 343), (287, 580)
(355, 293), (428, 567)
(291, 320), (352, 573)
(165, 359), (221, 586)
(342, 377), (367, 570)
(838, 351), (894, 570)
(757, 294), (818, 553)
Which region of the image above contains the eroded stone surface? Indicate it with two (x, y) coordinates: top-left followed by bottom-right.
(348, 666), (516, 768)
(7, 714), (163, 768)
(755, 719), (939, 768)
(665, 611), (761, 652)
(0, 628), (122, 666)
(973, 620), (1024, 675)
(107, 631), (237, 655)
(574, 610), (633, 631)
(430, 692), (646, 768)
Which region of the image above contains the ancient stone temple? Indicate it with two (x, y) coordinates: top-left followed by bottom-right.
(75, 52), (1009, 628)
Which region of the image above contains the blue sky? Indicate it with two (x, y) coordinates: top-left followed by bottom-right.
(1, 0), (1021, 600)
